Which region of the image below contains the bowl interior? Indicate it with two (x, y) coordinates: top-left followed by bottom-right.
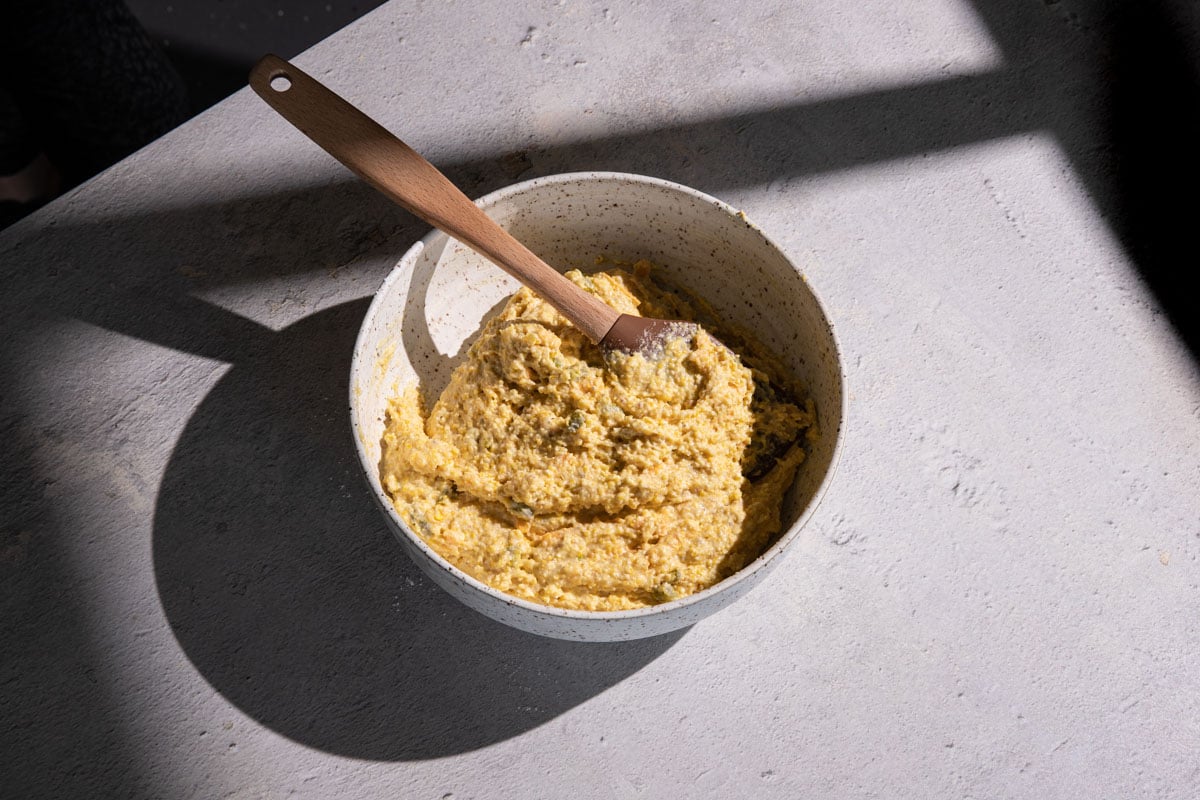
(352, 172), (843, 608)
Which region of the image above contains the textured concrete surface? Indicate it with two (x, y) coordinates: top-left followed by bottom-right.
(2, 1), (1198, 797)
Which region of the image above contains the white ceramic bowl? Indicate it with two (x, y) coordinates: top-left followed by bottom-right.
(350, 172), (843, 641)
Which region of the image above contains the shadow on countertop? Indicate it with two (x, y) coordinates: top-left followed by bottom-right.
(0, 170), (687, 776)
(151, 294), (686, 761)
(1101, 0), (1200, 360)
(124, 0), (390, 115)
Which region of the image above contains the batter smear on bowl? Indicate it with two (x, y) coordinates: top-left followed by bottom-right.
(380, 263), (816, 610)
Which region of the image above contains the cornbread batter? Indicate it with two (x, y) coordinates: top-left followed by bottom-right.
(381, 264), (815, 610)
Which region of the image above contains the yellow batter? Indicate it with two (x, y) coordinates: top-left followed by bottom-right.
(381, 264), (815, 611)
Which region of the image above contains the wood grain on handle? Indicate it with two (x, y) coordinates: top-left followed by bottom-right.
(248, 55), (620, 343)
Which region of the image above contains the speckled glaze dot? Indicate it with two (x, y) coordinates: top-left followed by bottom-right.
(350, 172), (845, 642)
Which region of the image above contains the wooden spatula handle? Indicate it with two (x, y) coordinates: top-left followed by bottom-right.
(249, 54), (620, 343)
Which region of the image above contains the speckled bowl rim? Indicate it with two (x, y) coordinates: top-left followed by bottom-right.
(351, 171), (846, 623)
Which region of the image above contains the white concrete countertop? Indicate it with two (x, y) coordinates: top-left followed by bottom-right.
(3, 1), (1197, 797)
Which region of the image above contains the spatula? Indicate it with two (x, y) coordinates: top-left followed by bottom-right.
(249, 54), (695, 354)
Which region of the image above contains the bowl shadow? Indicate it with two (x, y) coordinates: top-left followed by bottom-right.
(152, 297), (684, 761)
